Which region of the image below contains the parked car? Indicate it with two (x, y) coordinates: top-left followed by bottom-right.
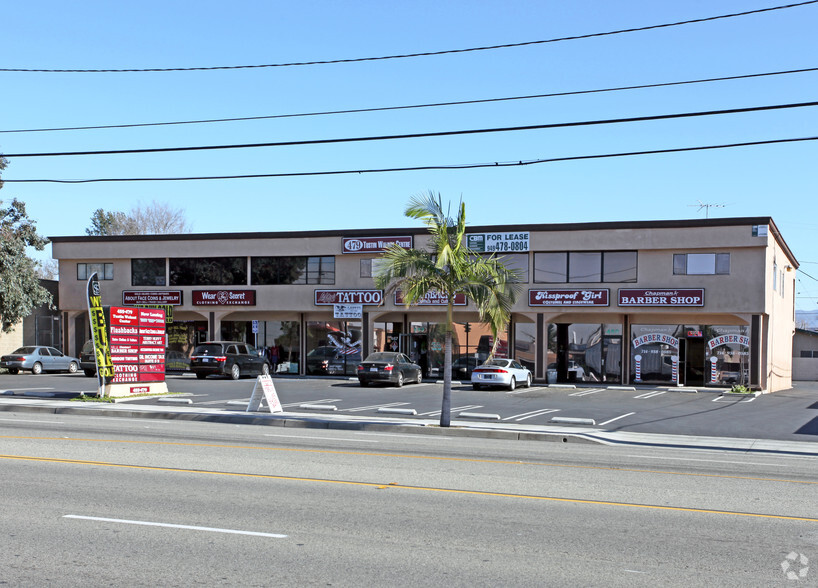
(80, 339), (97, 376)
(357, 352), (422, 387)
(1, 346), (80, 375)
(451, 356), (480, 380)
(327, 351), (363, 376)
(190, 341), (270, 380)
(306, 345), (343, 375)
(472, 358), (532, 391)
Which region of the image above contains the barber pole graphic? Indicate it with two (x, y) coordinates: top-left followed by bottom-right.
(672, 356), (679, 385)
(710, 356), (719, 383)
(634, 354), (642, 382)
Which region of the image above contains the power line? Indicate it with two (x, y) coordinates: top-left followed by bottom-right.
(4, 100), (817, 159)
(2, 66), (817, 135)
(4, 136), (816, 183)
(3, 1), (815, 73)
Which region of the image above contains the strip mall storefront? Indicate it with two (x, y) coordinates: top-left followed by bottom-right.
(50, 217), (797, 391)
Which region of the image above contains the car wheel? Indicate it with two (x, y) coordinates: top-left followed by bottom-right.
(416, 369), (422, 384)
(7, 368), (18, 375)
(508, 376), (516, 391)
(395, 372), (404, 388)
(196, 372), (207, 380)
(83, 369), (95, 377)
(359, 380), (368, 387)
(68, 361), (78, 374)
(230, 364), (241, 380)
(525, 374), (532, 388)
(32, 362), (43, 375)
(261, 363), (270, 376)
(472, 383), (481, 391)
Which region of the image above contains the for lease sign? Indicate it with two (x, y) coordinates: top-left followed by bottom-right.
(467, 232), (529, 253)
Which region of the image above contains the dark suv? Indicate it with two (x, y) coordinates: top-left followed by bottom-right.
(190, 341), (270, 380)
(80, 339), (97, 377)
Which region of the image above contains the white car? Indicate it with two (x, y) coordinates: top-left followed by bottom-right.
(471, 358), (532, 391)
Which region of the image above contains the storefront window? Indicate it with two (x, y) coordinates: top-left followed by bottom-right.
(261, 321), (301, 374)
(164, 321), (207, 371)
(514, 322), (536, 372)
(631, 324), (684, 384)
(705, 325), (750, 386)
(569, 252), (602, 283)
(373, 322), (404, 353)
(132, 258), (166, 286)
(306, 321), (362, 375)
(169, 257), (246, 286)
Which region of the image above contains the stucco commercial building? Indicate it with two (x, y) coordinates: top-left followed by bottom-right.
(51, 216), (797, 392)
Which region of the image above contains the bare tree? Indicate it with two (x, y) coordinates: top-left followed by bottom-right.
(86, 201), (190, 235)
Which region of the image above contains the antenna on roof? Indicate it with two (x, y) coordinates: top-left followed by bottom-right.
(689, 200), (726, 219)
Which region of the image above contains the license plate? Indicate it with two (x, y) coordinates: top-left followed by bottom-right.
(482, 374), (494, 380)
(202, 358), (210, 363)
(370, 367), (378, 372)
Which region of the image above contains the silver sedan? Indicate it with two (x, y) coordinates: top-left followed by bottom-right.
(1, 346), (81, 375)
(471, 358), (532, 391)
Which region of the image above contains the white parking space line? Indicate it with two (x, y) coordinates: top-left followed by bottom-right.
(597, 412), (636, 426)
(340, 402), (411, 413)
(281, 398), (341, 407)
(569, 388), (605, 397)
(503, 408), (561, 422)
(419, 405), (483, 417)
(63, 515), (288, 538)
(633, 391), (667, 399)
(507, 386), (548, 395)
(0, 387), (54, 392)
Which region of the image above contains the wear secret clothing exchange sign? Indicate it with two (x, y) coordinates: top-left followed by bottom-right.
(192, 290), (256, 306)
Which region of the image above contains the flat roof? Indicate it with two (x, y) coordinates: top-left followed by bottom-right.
(50, 215), (798, 267)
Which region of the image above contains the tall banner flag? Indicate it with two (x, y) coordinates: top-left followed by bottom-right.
(86, 273), (114, 396)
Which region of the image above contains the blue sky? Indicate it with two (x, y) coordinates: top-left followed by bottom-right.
(1, 1), (816, 314)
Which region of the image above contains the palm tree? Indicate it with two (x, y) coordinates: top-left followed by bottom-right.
(375, 192), (521, 427)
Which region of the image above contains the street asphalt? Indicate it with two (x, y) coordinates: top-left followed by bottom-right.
(1, 375), (817, 457)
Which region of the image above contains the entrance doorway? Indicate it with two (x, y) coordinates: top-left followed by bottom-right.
(684, 338), (706, 386)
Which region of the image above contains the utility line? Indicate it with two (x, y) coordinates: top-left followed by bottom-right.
(2, 1), (815, 73)
(2, 67), (816, 134)
(3, 100), (817, 158)
(4, 136), (816, 183)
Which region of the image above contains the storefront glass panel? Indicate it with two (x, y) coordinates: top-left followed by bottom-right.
(631, 324), (684, 384)
(514, 322), (536, 372)
(373, 322), (404, 354)
(261, 321), (301, 374)
(705, 325), (750, 386)
(306, 321), (362, 375)
(165, 321), (208, 371)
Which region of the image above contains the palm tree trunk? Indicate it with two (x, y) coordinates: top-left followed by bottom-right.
(440, 299), (454, 427)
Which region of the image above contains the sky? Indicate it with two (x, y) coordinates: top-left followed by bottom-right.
(1, 1), (817, 317)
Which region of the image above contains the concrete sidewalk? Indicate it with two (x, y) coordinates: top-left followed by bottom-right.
(1, 395), (816, 457)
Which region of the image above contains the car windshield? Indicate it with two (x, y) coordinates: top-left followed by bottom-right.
(483, 359), (511, 368)
(365, 352), (399, 363)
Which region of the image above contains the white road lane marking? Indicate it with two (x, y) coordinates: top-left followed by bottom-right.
(626, 455), (788, 467)
(63, 515), (288, 538)
(597, 412), (636, 426)
(0, 418), (65, 424)
(263, 434), (379, 443)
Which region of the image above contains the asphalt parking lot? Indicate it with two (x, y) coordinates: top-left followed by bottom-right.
(2, 372), (817, 442)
